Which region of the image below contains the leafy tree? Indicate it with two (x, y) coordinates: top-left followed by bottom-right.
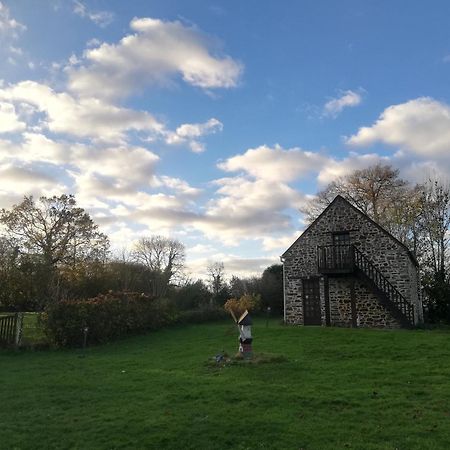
(0, 195), (109, 267)
(260, 264), (283, 314)
(133, 235), (185, 298)
(229, 275), (249, 299)
(0, 195), (109, 304)
(171, 280), (211, 310)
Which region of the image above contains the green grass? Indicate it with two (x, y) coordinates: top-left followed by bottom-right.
(2, 320), (450, 449)
(22, 312), (47, 345)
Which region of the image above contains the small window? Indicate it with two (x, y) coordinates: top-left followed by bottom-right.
(332, 232), (350, 245)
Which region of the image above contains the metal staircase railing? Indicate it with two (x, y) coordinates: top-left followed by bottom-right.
(353, 246), (415, 326)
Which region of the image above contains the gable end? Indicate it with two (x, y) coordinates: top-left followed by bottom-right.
(282, 195), (418, 266)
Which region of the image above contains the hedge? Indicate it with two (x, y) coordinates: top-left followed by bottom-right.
(41, 291), (174, 347)
(41, 292), (228, 347)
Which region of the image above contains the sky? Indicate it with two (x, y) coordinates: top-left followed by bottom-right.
(1, 0), (450, 279)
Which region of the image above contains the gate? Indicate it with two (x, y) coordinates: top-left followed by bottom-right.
(0, 313), (23, 347)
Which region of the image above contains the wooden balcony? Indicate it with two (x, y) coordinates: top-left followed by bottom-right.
(317, 244), (355, 274)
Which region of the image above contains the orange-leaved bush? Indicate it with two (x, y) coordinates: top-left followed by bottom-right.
(224, 293), (261, 320)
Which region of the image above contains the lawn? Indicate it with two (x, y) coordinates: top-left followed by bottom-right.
(1, 320), (450, 449)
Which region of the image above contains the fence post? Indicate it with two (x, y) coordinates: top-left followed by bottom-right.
(15, 312), (24, 348)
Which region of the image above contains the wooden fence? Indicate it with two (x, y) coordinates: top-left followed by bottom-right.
(0, 313), (23, 347)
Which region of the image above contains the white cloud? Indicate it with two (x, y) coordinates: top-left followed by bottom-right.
(191, 176), (304, 244)
(348, 97), (450, 157)
(9, 45), (22, 55)
(218, 144), (327, 182)
(73, 1), (114, 27)
(0, 163), (67, 207)
(68, 17), (243, 99)
(156, 176), (202, 197)
(0, 132), (162, 207)
(323, 89), (362, 118)
(73, 144), (159, 187)
(262, 232), (303, 252)
(0, 2), (26, 38)
(0, 81), (165, 142)
(0, 81), (223, 151)
(0, 102), (26, 133)
(186, 254), (278, 279)
(317, 152), (390, 186)
(165, 118), (223, 152)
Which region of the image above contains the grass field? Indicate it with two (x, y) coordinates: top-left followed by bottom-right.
(2, 320), (450, 449)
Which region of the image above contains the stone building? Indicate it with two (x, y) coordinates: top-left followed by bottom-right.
(282, 195), (423, 328)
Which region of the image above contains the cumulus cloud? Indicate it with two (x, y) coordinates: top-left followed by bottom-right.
(0, 162), (68, 207)
(200, 144), (332, 244)
(73, 144), (159, 186)
(0, 132), (162, 208)
(0, 81), (165, 142)
(156, 176), (202, 197)
(73, 1), (114, 27)
(67, 17), (243, 99)
(323, 89), (362, 118)
(218, 144), (327, 182)
(165, 118), (223, 152)
(190, 176), (305, 244)
(0, 102), (26, 133)
(317, 152), (390, 186)
(347, 97), (450, 157)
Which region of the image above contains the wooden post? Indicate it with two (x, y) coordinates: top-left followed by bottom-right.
(14, 312), (24, 348)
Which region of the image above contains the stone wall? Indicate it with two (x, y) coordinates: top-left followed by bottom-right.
(329, 277), (401, 328)
(283, 196), (422, 327)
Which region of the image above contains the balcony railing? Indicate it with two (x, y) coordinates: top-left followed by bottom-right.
(317, 244), (354, 273)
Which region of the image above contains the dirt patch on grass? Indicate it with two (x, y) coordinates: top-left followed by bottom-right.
(206, 351), (288, 370)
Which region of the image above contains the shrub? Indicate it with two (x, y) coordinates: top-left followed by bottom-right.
(170, 280), (211, 310)
(177, 306), (228, 324)
(41, 291), (172, 347)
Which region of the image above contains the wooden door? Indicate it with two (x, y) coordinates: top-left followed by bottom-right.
(303, 278), (322, 325)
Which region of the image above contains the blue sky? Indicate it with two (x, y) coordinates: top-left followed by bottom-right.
(1, 1), (450, 278)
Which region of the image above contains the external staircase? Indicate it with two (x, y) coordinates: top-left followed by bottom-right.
(318, 244), (415, 327)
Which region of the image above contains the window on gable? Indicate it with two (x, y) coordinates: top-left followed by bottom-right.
(332, 232), (350, 246)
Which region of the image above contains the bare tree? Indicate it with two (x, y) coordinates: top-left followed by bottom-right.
(207, 261), (226, 306)
(133, 235), (185, 297)
(301, 164), (422, 250)
(302, 164), (409, 223)
(419, 178), (450, 281)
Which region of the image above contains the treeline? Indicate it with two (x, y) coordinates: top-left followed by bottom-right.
(0, 194), (283, 314)
(302, 164), (450, 323)
(2, 163), (450, 324)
